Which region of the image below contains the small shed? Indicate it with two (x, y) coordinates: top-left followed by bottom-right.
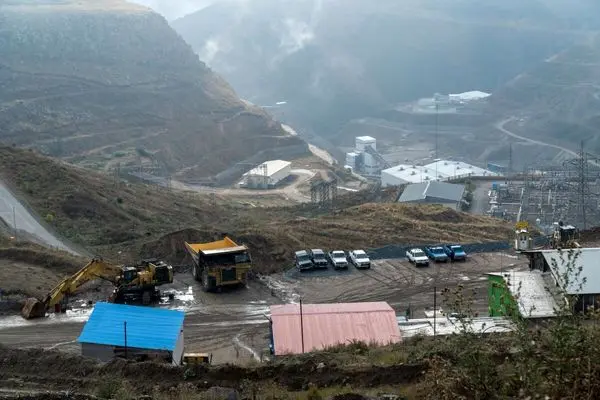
(269, 302), (401, 355)
(78, 302), (185, 365)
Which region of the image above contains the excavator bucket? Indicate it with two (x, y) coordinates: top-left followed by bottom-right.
(21, 298), (46, 319)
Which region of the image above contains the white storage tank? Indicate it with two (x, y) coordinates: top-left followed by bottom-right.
(345, 152), (359, 169)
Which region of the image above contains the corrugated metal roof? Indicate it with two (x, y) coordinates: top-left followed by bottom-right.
(78, 303), (184, 351)
(245, 160), (291, 178)
(382, 160), (498, 186)
(399, 181), (464, 203)
(397, 316), (513, 338)
(540, 248), (600, 294)
(424, 160), (496, 178)
(270, 302), (401, 355)
(490, 271), (558, 318)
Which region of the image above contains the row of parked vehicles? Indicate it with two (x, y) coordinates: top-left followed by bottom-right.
(405, 244), (467, 267)
(294, 249), (371, 271)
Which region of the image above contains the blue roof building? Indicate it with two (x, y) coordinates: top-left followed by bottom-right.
(78, 302), (185, 365)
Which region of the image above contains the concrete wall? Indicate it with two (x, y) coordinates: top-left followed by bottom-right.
(81, 342), (115, 362)
(172, 330), (184, 366)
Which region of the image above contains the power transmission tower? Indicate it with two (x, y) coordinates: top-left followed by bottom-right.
(435, 102), (439, 180)
(579, 141), (587, 230)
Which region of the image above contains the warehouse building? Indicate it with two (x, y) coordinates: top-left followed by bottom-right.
(526, 248), (600, 313)
(240, 160), (292, 189)
(424, 160), (496, 180)
(78, 303), (185, 365)
(269, 302), (401, 355)
(398, 181), (465, 210)
(381, 160), (497, 186)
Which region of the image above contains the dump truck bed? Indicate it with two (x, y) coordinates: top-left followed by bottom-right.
(185, 237), (248, 255)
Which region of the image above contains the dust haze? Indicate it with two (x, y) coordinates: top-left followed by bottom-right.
(129, 0), (214, 20)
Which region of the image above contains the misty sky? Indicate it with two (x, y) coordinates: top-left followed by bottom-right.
(130, 0), (215, 20)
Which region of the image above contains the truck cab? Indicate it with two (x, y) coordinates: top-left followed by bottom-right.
(406, 248), (429, 267)
(424, 246), (449, 262)
(308, 249), (328, 269)
(443, 245), (467, 261)
(295, 250), (314, 271)
(328, 250), (349, 269)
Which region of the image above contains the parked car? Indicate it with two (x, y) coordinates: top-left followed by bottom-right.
(328, 250), (349, 269)
(406, 248), (429, 267)
(308, 249), (329, 269)
(443, 244), (467, 261)
(424, 246), (449, 262)
(349, 250), (371, 269)
(294, 250), (314, 271)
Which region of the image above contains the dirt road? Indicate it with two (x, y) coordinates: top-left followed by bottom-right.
(0, 180), (79, 255)
(0, 272), (277, 365)
(495, 117), (579, 158)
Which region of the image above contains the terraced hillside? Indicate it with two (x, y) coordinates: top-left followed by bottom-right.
(0, 146), (512, 273)
(0, 0), (302, 178)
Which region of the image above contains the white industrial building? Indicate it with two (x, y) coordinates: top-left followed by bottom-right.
(381, 164), (439, 186)
(345, 136), (383, 175)
(381, 160), (498, 187)
(240, 160), (292, 189)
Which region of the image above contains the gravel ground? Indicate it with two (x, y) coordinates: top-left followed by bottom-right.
(0, 251), (528, 364)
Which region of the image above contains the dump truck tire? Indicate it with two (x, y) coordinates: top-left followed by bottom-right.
(142, 290), (151, 305)
(192, 264), (200, 281)
(21, 298), (46, 319)
(202, 269), (216, 292)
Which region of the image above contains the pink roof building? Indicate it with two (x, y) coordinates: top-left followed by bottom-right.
(269, 302), (401, 355)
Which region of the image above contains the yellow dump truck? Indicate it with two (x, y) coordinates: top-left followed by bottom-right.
(184, 237), (252, 292)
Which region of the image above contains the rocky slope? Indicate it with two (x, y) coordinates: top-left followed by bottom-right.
(490, 33), (600, 154)
(0, 0), (303, 178)
(0, 145), (512, 273)
(172, 0), (595, 135)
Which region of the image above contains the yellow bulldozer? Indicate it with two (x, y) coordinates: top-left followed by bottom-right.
(21, 257), (173, 319)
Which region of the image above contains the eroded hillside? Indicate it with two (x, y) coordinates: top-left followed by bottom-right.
(0, 0), (303, 178)
(0, 146), (512, 273)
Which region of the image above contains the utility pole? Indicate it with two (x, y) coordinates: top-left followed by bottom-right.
(580, 140), (587, 230)
(508, 142), (513, 180)
(299, 299), (305, 354)
(435, 102), (439, 180)
(433, 286), (437, 338)
(12, 206), (17, 240)
(124, 321), (128, 360)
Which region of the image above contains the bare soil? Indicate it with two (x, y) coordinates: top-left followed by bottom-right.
(0, 250), (527, 366)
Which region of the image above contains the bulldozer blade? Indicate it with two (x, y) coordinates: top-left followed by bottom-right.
(21, 298), (46, 319)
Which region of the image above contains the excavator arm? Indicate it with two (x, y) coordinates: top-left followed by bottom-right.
(22, 258), (123, 319)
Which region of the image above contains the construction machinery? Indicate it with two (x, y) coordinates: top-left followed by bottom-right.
(514, 221), (533, 251)
(184, 236), (252, 292)
(550, 221), (580, 249)
(182, 352), (212, 365)
(21, 257), (173, 319)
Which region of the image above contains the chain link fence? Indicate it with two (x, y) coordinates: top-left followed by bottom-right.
(367, 241), (512, 260)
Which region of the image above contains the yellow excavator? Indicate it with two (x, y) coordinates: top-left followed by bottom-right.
(21, 257), (174, 319)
